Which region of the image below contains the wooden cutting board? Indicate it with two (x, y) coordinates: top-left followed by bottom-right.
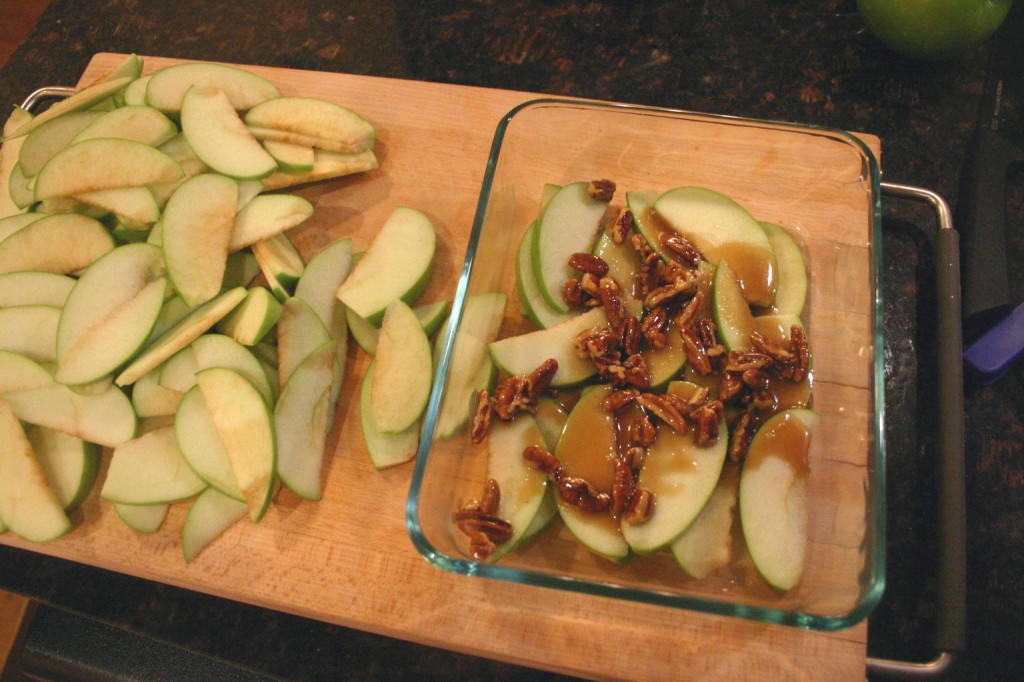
(0, 53), (875, 680)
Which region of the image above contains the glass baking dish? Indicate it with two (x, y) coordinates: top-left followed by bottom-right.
(406, 98), (884, 631)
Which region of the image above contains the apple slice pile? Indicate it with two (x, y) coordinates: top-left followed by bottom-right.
(0, 55), (452, 561)
(464, 180), (818, 591)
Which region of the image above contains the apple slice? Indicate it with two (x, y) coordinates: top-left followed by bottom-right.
(131, 368), (184, 418)
(156, 133), (209, 181)
(532, 181), (611, 312)
(592, 225), (643, 318)
(4, 77), (133, 140)
(181, 86), (277, 180)
(0, 213), (114, 275)
(87, 53), (143, 86)
(488, 306), (607, 388)
(0, 399), (71, 542)
(55, 243), (168, 385)
(174, 385), (245, 501)
(228, 193), (313, 252)
(294, 238), (353, 331)
(215, 286), (282, 346)
(335, 206), (435, 324)
(161, 172), (237, 306)
(252, 233), (304, 301)
(371, 300), (433, 434)
(3, 373), (138, 448)
(277, 297), (331, 391)
(0, 212), (43, 242)
(621, 383), (728, 554)
(1, 107), (34, 217)
(6, 163), (34, 210)
(34, 138), (183, 201)
(759, 222), (808, 316)
(359, 361), (419, 469)
(0, 305), (60, 363)
(113, 502), (169, 533)
(181, 486), (249, 563)
(73, 187), (160, 227)
(145, 62), (280, 114)
(115, 286), (247, 387)
(120, 75), (151, 107)
(0, 349), (55, 393)
(484, 415), (550, 561)
(346, 300), (448, 356)
(27, 425), (100, 512)
(0, 271), (75, 308)
(553, 384), (629, 562)
(244, 97), (375, 153)
(70, 105), (177, 148)
(196, 367), (276, 522)
(262, 140), (314, 173)
(653, 186), (777, 307)
(222, 251), (261, 288)
(671, 463), (738, 579)
(515, 220), (573, 329)
(739, 408), (819, 591)
(434, 292), (506, 439)
(100, 426), (207, 505)
(275, 340), (336, 499)
(260, 148), (379, 191)
(159, 333), (273, 404)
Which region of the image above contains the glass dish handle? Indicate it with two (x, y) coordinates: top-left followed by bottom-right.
(867, 183), (965, 679)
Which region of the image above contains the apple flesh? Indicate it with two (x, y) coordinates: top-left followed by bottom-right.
(0, 213), (115, 275)
(181, 486), (249, 563)
(371, 300), (433, 434)
(359, 362), (420, 469)
(180, 86), (277, 180)
(0, 271), (75, 308)
(145, 62), (280, 114)
(100, 426), (207, 505)
(113, 502), (169, 533)
(174, 385), (245, 501)
(33, 137), (183, 201)
(244, 96), (375, 154)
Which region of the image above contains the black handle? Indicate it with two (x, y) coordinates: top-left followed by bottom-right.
(955, 126), (1021, 337)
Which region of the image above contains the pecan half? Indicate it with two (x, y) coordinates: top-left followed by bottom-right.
(781, 325), (811, 383)
(564, 278), (585, 306)
(557, 476), (611, 513)
(453, 505), (514, 560)
(470, 389), (492, 443)
(635, 393), (687, 433)
(660, 233), (702, 266)
(623, 487), (655, 525)
(627, 412), (657, 447)
(607, 209), (633, 244)
(729, 407), (760, 462)
(674, 291), (705, 331)
(599, 276), (626, 330)
(480, 478), (501, 515)
(641, 306), (669, 350)
(601, 388), (640, 412)
(568, 252), (610, 277)
(523, 444), (561, 476)
(621, 353), (652, 388)
(611, 458), (635, 517)
(619, 314), (642, 355)
(681, 328), (712, 376)
(526, 358), (558, 397)
(690, 400), (724, 447)
(588, 179), (616, 202)
(643, 273), (698, 310)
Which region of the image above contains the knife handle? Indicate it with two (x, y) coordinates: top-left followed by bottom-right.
(955, 126), (1019, 338)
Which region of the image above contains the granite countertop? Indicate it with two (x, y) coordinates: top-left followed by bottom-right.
(1, 1), (1022, 679)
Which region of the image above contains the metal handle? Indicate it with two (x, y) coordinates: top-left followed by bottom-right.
(866, 183), (966, 679)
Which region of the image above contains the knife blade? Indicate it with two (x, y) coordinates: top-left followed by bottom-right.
(956, 3), (1024, 340)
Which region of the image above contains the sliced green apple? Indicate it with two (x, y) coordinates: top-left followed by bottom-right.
(739, 408), (819, 591)
(713, 259), (756, 351)
(532, 181), (611, 312)
(0, 213), (114, 275)
(159, 333), (274, 405)
(100, 426), (207, 504)
(215, 286), (282, 346)
(371, 299), (433, 433)
(27, 425), (100, 512)
(346, 299), (449, 356)
(120, 74), (152, 107)
(335, 206), (435, 324)
(228, 193), (313, 252)
(113, 502), (169, 533)
(0, 399), (71, 542)
(174, 384), (245, 501)
(0, 304), (59, 363)
(277, 296), (330, 391)
(359, 361), (419, 469)
(73, 187), (160, 227)
(4, 77), (133, 140)
(180, 86), (277, 180)
(161, 172), (237, 306)
(181, 486), (249, 563)
(488, 306), (606, 388)
(759, 222), (807, 317)
(653, 186), (777, 307)
(131, 367), (184, 418)
(0, 349), (55, 392)
(260, 148), (379, 191)
(34, 137), (183, 200)
(485, 414), (550, 561)
(196, 367), (276, 522)
(275, 340), (336, 499)
(69, 105), (177, 147)
(55, 243), (167, 385)
(515, 220), (573, 329)
(262, 140), (314, 173)
(621, 381), (728, 554)
(6, 163), (34, 210)
(553, 384), (629, 561)
(0, 212), (43, 243)
(252, 232), (304, 301)
(222, 251), (261, 288)
(0, 271), (75, 308)
(145, 62), (280, 114)
(1, 107), (33, 217)
(245, 96), (375, 154)
(671, 463), (738, 579)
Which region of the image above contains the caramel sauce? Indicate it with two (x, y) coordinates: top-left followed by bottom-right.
(743, 412), (812, 478)
(645, 207), (777, 306)
(553, 386), (617, 493)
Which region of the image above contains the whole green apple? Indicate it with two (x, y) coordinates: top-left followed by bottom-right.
(857, 0), (1013, 60)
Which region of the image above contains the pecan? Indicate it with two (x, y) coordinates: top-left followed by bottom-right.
(695, 318), (718, 350)
(742, 368), (769, 392)
(622, 445), (647, 470)
(599, 276), (626, 330)
(674, 291), (704, 331)
(660, 233), (702, 266)
(750, 331), (792, 364)
(781, 325), (811, 383)
(568, 252), (610, 277)
(526, 358), (558, 397)
(564, 278), (585, 306)
(580, 272), (602, 298)
(470, 389), (492, 443)
(643, 274), (698, 310)
(468, 532), (496, 560)
(724, 351), (773, 373)
(681, 328), (712, 376)
(621, 354), (652, 388)
(635, 393), (687, 433)
(748, 389), (777, 412)
(641, 306), (669, 350)
(480, 478), (501, 515)
(627, 412), (657, 447)
(690, 401), (723, 447)
(523, 444), (561, 476)
(611, 458), (635, 517)
(588, 178), (616, 202)
(638, 251), (663, 298)
(719, 372), (746, 404)
(594, 356), (628, 387)
(661, 260), (692, 285)
(601, 388), (640, 412)
(623, 488), (654, 525)
(607, 209), (633, 244)
(453, 507), (514, 559)
(729, 407), (760, 462)
(575, 325), (620, 360)
(619, 314), (642, 355)
(557, 476), (611, 512)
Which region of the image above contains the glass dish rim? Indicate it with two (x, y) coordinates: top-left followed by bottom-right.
(406, 96), (886, 631)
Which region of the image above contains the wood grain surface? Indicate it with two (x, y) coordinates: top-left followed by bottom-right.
(0, 53), (878, 681)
